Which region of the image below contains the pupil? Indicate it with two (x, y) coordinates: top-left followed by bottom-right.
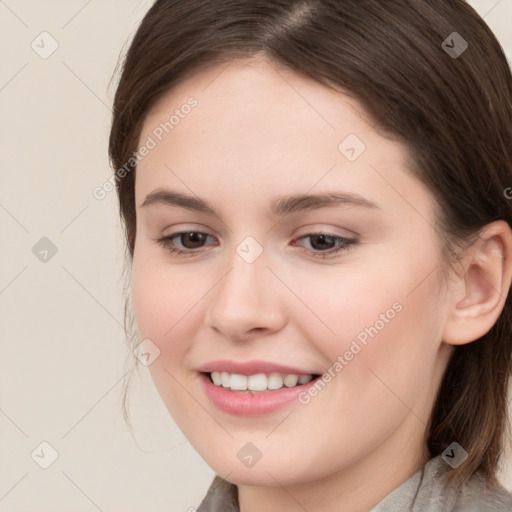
(182, 232), (205, 249)
(310, 234), (335, 250)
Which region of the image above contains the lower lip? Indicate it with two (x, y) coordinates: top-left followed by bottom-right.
(200, 373), (320, 416)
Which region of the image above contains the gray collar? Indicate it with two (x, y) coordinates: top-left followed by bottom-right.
(198, 455), (512, 511)
(371, 455), (512, 511)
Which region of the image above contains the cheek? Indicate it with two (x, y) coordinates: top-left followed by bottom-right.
(294, 254), (443, 404)
(131, 246), (203, 339)
(130, 249), (215, 388)
(130, 252), (212, 421)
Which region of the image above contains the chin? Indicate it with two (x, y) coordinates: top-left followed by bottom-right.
(202, 451), (311, 487)
(221, 468), (294, 487)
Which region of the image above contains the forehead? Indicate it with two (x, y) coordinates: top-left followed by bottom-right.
(135, 58), (433, 222)
(141, 57), (373, 153)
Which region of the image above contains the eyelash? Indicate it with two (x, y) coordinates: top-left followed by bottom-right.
(155, 231), (356, 259)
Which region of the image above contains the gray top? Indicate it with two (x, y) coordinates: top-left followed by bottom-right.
(197, 455), (512, 511)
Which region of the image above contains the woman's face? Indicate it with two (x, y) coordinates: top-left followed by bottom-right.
(131, 57), (453, 486)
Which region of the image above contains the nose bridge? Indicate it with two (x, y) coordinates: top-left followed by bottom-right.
(224, 255), (261, 304)
(216, 245), (269, 316)
(205, 240), (285, 337)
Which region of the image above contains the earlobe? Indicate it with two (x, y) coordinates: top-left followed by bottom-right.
(443, 221), (512, 346)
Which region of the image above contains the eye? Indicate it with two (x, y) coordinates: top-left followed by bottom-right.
(155, 231), (356, 259)
(292, 233), (356, 258)
(156, 231), (216, 256)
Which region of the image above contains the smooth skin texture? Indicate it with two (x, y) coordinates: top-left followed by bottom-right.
(131, 57), (512, 512)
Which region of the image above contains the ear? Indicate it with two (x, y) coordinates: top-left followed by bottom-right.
(443, 220), (512, 346)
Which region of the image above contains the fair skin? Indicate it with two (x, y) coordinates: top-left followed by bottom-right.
(131, 57), (512, 512)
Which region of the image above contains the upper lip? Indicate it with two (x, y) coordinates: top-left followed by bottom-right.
(197, 359), (320, 376)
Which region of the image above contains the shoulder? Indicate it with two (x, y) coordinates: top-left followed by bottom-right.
(372, 455), (512, 512)
(452, 471), (512, 511)
(196, 459), (512, 512)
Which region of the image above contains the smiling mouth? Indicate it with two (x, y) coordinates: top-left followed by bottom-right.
(204, 371), (322, 393)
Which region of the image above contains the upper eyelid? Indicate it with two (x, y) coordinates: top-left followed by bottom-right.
(291, 234), (356, 251)
(162, 231), (355, 248)
(162, 223), (355, 237)
(163, 229), (352, 238)
(165, 231), (216, 241)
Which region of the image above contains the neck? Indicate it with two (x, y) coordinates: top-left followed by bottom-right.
(237, 416), (430, 512)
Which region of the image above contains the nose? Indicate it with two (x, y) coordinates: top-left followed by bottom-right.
(204, 247), (287, 342)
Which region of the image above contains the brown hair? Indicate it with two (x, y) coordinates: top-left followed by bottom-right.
(109, 0), (512, 489)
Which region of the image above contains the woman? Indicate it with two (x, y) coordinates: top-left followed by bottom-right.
(108, 1), (512, 510)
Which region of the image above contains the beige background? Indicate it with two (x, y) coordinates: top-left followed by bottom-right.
(1, 1), (511, 510)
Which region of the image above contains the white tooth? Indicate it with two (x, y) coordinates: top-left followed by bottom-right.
(247, 373), (267, 391)
(298, 375), (313, 385)
(213, 371), (312, 390)
(221, 372), (231, 387)
(230, 373), (248, 391)
(267, 373), (284, 390)
(283, 374), (299, 387)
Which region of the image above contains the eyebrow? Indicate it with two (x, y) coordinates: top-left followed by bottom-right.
(139, 188), (380, 216)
